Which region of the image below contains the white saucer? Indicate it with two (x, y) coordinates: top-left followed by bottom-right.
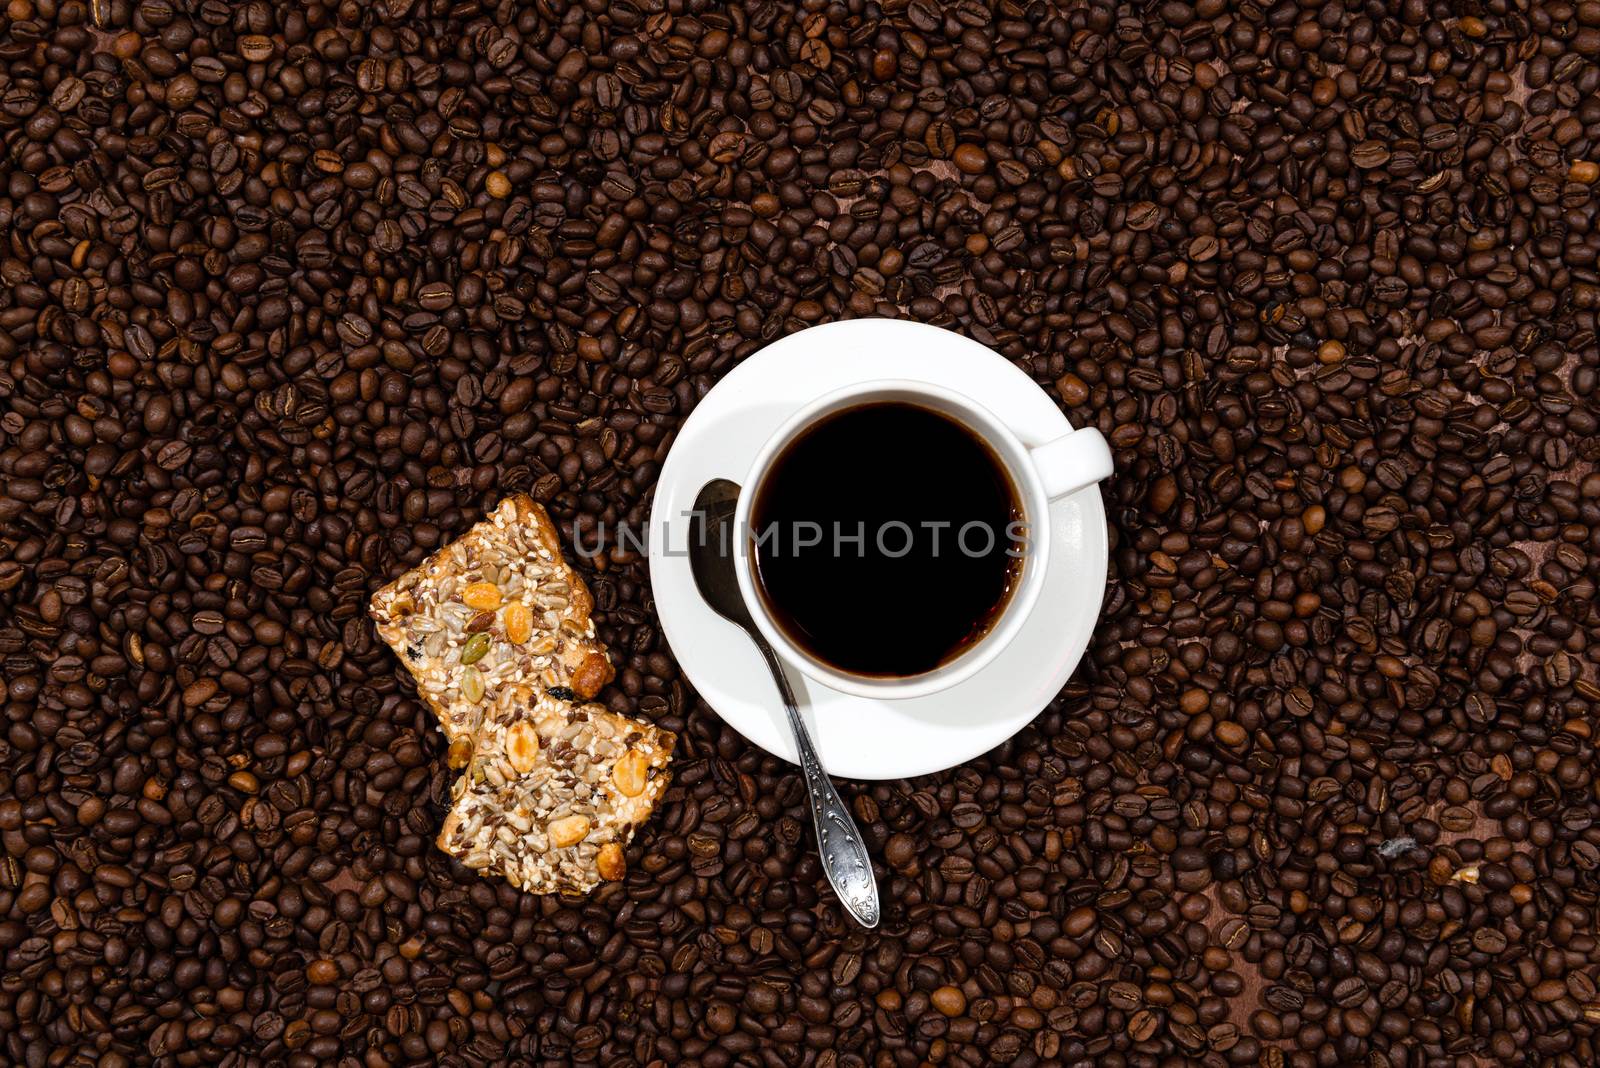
(646, 320), (1108, 780)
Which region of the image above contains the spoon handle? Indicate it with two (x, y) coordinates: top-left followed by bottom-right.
(754, 640), (881, 929)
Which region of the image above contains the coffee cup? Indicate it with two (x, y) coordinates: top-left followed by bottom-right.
(730, 378), (1113, 700)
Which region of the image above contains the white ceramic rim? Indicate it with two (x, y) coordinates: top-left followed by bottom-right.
(730, 378), (1052, 700)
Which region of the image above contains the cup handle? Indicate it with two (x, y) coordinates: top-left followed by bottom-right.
(1028, 427), (1113, 500)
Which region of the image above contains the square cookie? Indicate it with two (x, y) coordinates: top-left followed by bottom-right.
(369, 495), (614, 743)
(437, 686), (676, 894)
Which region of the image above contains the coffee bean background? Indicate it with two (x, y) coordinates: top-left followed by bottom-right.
(3, 1), (1600, 1066)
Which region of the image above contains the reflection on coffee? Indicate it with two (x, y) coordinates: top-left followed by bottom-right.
(750, 402), (1023, 677)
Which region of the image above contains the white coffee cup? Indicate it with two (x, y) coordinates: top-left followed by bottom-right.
(731, 378), (1113, 700)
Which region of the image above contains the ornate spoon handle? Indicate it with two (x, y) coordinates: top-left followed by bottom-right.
(755, 640), (880, 928)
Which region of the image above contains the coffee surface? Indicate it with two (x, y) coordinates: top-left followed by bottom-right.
(750, 402), (1020, 676)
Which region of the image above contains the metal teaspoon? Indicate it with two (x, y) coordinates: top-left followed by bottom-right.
(688, 478), (880, 928)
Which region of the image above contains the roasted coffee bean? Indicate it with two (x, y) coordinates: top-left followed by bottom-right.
(5, 4), (1600, 1066)
(1107, 982), (1142, 1011)
(1128, 1008), (1160, 1041)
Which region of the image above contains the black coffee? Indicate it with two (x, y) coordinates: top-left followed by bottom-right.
(750, 402), (1022, 677)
